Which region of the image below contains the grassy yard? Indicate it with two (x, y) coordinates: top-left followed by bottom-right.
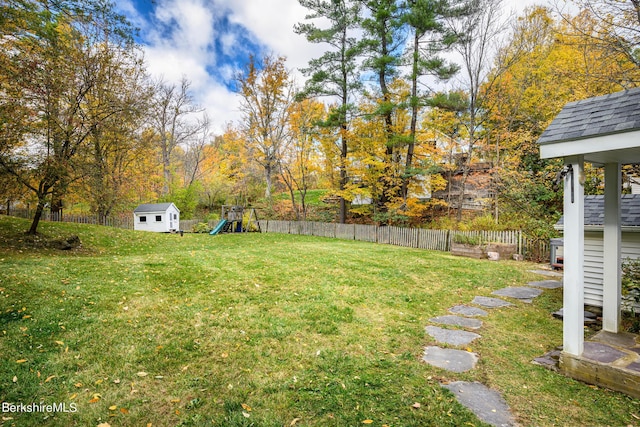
(0, 216), (638, 427)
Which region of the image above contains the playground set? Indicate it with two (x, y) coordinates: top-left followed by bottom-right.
(209, 205), (260, 235)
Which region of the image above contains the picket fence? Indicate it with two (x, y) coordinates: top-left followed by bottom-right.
(257, 220), (548, 260)
(5, 211), (549, 260)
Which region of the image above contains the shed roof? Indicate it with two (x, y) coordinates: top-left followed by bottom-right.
(538, 87), (640, 145)
(556, 194), (640, 227)
(133, 203), (178, 213)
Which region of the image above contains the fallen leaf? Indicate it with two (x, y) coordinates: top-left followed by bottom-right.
(109, 405), (117, 411)
(241, 403), (252, 412)
(74, 382), (83, 388)
(136, 372), (148, 377)
(95, 379), (103, 385)
(170, 399), (180, 403)
(44, 375), (56, 383)
(69, 393), (77, 399)
(113, 379), (121, 384)
(242, 411), (251, 418)
(146, 424), (152, 427)
(16, 359), (27, 364)
(120, 408), (129, 414)
(89, 397), (100, 404)
(55, 340), (64, 346)
(290, 418), (302, 426)
(362, 421), (373, 424)
(12, 376), (17, 383)
(412, 402), (421, 409)
(97, 423), (111, 427)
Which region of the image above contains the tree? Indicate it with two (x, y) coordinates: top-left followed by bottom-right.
(483, 6), (640, 229)
(237, 54), (295, 200)
(401, 0), (468, 201)
(556, 0), (640, 75)
(280, 99), (325, 220)
(0, 0), (138, 234)
(295, 0), (363, 223)
(445, 0), (507, 220)
(150, 77), (203, 195)
(359, 0), (407, 216)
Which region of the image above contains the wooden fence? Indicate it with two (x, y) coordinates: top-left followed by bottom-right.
(4, 211), (549, 261)
(258, 220), (549, 260)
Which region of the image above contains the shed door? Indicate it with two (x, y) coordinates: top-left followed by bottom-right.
(169, 212), (174, 230)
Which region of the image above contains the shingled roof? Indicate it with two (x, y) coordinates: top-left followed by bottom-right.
(133, 203), (177, 213)
(538, 87), (640, 145)
(556, 194), (640, 227)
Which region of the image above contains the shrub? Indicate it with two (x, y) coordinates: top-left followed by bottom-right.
(452, 233), (484, 246)
(192, 222), (211, 233)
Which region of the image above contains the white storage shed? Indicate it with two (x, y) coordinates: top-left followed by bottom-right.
(133, 203), (180, 233)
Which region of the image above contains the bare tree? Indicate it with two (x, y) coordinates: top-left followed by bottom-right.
(182, 114), (212, 187)
(445, 0), (510, 220)
(151, 77), (203, 195)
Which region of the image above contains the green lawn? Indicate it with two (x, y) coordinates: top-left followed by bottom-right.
(0, 216), (638, 426)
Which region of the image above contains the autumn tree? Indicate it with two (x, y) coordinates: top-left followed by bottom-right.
(484, 6), (640, 230)
(280, 99), (325, 220)
(295, 0), (363, 223)
(237, 55), (295, 200)
(556, 0), (640, 76)
(0, 0), (138, 234)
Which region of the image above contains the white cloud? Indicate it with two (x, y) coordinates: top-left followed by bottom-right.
(129, 0), (558, 133)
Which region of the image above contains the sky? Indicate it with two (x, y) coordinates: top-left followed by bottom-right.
(117, 0), (552, 133)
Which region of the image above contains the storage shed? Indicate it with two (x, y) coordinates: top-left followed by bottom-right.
(133, 203), (180, 233)
(555, 194), (640, 307)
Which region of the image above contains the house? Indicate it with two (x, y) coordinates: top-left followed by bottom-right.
(432, 160), (494, 211)
(555, 195), (640, 308)
(133, 203), (180, 233)
(538, 87), (640, 398)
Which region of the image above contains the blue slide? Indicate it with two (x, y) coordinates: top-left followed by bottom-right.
(209, 219), (228, 235)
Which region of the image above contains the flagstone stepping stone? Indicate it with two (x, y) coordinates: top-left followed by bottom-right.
(626, 362), (640, 372)
(426, 326), (481, 346)
(449, 304), (488, 317)
(582, 342), (626, 364)
(429, 315), (482, 330)
(422, 346), (478, 373)
(529, 269), (563, 277)
(443, 381), (516, 427)
(528, 280), (563, 289)
(492, 286), (542, 303)
(472, 296), (513, 308)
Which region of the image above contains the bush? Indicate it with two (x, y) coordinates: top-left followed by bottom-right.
(452, 233), (484, 246)
(192, 222), (211, 233)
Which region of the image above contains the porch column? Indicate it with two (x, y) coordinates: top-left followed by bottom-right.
(563, 156), (584, 356)
(603, 162), (621, 332)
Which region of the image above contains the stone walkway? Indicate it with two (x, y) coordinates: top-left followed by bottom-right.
(421, 269), (563, 427)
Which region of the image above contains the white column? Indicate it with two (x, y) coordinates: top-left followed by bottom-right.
(603, 162), (621, 332)
(563, 156), (584, 356)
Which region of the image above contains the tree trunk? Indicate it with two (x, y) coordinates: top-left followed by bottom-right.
(339, 126), (348, 224)
(28, 198), (46, 235)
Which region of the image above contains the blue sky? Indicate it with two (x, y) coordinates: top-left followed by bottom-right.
(117, 0), (547, 132)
